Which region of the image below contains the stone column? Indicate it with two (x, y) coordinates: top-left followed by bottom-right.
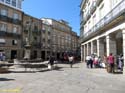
(106, 35), (110, 56)
(93, 40), (97, 55)
(122, 29), (125, 68)
(88, 43), (91, 55)
(97, 39), (100, 56)
(84, 45), (86, 62)
(91, 41), (93, 54)
(97, 39), (105, 57)
(106, 35), (116, 56)
(87, 43), (89, 56)
(81, 45), (83, 62)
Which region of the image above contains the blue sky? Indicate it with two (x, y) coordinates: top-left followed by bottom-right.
(22, 0), (81, 35)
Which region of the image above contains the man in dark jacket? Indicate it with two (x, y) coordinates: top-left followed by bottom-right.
(48, 56), (55, 70)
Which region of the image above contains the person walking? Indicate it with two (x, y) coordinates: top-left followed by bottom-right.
(68, 55), (74, 68)
(48, 56), (55, 70)
(86, 55), (90, 68)
(93, 56), (98, 68)
(107, 53), (114, 73)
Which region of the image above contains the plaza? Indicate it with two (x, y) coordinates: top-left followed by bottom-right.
(0, 62), (125, 93)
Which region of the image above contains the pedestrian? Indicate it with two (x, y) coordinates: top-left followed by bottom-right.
(48, 56), (55, 70)
(86, 55), (90, 68)
(93, 56), (98, 68)
(102, 55), (107, 68)
(68, 55), (74, 68)
(107, 53), (114, 73)
(89, 55), (93, 68)
(118, 54), (124, 71)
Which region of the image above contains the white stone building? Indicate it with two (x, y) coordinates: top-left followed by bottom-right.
(0, 0), (23, 10)
(80, 0), (125, 64)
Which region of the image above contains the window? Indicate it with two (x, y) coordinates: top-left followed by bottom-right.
(0, 23), (7, 32)
(17, 0), (21, 9)
(93, 14), (96, 26)
(0, 0), (4, 2)
(12, 0), (16, 7)
(99, 4), (104, 19)
(111, 0), (121, 8)
(0, 39), (5, 45)
(6, 0), (10, 4)
(13, 13), (19, 19)
(13, 26), (18, 33)
(12, 40), (17, 45)
(88, 21), (91, 30)
(1, 9), (8, 16)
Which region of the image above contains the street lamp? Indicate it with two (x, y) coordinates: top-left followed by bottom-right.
(24, 18), (33, 60)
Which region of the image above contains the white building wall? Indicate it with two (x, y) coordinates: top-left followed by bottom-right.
(0, 0), (23, 10)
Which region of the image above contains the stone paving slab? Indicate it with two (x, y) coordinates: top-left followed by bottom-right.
(0, 62), (125, 93)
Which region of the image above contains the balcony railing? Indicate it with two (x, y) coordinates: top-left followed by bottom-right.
(83, 0), (125, 39)
(0, 31), (21, 38)
(6, 32), (21, 38)
(12, 19), (22, 25)
(90, 1), (96, 14)
(96, 0), (103, 6)
(0, 15), (21, 25)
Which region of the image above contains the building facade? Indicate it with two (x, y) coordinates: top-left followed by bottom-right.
(41, 20), (52, 60)
(0, 0), (79, 61)
(0, 0), (23, 10)
(42, 18), (79, 60)
(80, 0), (125, 64)
(0, 0), (23, 60)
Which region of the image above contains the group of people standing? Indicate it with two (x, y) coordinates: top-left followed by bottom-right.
(106, 53), (124, 73)
(86, 53), (124, 73)
(48, 54), (74, 70)
(86, 54), (104, 68)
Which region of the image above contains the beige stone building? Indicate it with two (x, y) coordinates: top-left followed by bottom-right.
(80, 0), (125, 64)
(0, 0), (23, 60)
(41, 20), (52, 60)
(0, 0), (79, 61)
(42, 18), (79, 60)
(22, 13), (42, 59)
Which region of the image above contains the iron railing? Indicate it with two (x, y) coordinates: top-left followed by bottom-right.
(83, 0), (125, 39)
(0, 15), (21, 25)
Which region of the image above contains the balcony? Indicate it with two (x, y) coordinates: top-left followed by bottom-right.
(0, 31), (6, 36)
(0, 15), (9, 22)
(0, 31), (21, 38)
(96, 0), (103, 6)
(84, 10), (91, 21)
(0, 15), (22, 25)
(80, 19), (86, 26)
(80, 0), (87, 9)
(12, 19), (22, 25)
(6, 32), (21, 38)
(82, 0), (125, 42)
(90, 1), (96, 14)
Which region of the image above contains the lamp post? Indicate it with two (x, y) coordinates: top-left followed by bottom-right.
(24, 18), (33, 60)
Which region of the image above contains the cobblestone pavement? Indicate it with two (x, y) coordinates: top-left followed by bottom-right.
(0, 62), (125, 93)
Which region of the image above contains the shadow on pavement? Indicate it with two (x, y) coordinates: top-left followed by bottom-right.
(53, 66), (64, 71)
(11, 71), (36, 73)
(38, 69), (51, 72)
(57, 60), (81, 64)
(113, 72), (123, 74)
(0, 78), (15, 81)
(71, 67), (79, 68)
